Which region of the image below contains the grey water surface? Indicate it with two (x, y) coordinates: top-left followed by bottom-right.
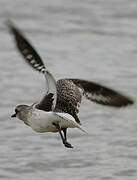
(0, 0), (137, 179)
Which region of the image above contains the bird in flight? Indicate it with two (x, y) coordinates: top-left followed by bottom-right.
(8, 22), (133, 148)
(11, 70), (87, 148)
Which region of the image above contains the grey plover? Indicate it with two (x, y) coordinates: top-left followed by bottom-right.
(9, 22), (133, 147)
(11, 104), (86, 134)
(11, 70), (86, 148)
(11, 102), (86, 148)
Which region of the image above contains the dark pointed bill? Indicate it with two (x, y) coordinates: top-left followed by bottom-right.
(11, 113), (16, 118)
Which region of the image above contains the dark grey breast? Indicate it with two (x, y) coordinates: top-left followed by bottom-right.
(8, 22), (134, 124)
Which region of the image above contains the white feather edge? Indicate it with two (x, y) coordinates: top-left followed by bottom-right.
(85, 92), (112, 102)
(44, 70), (57, 111)
(55, 112), (88, 134)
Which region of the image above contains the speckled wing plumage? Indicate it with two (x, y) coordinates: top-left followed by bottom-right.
(8, 22), (134, 124)
(55, 79), (82, 124)
(66, 79), (134, 107)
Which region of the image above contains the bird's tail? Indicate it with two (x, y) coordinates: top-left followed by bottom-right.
(77, 125), (88, 134)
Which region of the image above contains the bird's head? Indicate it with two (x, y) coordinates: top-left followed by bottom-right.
(11, 104), (30, 121)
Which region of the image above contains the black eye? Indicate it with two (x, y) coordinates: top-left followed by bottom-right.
(15, 109), (19, 114)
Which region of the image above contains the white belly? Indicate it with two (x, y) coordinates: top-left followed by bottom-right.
(28, 112), (58, 133)
(27, 110), (80, 133)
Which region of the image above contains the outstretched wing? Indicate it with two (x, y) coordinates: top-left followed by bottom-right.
(8, 21), (57, 111)
(8, 21), (45, 73)
(8, 21), (134, 109)
(36, 93), (54, 111)
(67, 79), (134, 107)
(39, 70), (57, 111)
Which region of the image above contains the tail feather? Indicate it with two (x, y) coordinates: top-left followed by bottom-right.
(77, 126), (88, 134)
(55, 112), (88, 134)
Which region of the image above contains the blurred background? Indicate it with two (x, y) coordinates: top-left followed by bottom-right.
(0, 0), (137, 179)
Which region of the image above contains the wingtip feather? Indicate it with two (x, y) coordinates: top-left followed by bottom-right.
(68, 78), (134, 108)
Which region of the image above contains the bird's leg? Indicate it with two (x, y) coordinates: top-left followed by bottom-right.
(62, 128), (67, 141)
(53, 123), (73, 148)
(62, 128), (73, 148)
